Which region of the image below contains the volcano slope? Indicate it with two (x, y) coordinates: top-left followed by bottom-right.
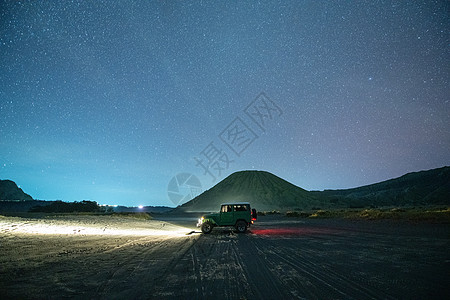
(178, 170), (324, 212)
(1, 214), (448, 299)
(177, 167), (450, 213)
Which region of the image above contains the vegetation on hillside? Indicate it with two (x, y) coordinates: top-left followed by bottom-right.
(29, 200), (103, 213)
(283, 206), (450, 222)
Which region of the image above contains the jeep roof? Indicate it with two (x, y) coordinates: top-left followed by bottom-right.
(220, 202), (250, 205)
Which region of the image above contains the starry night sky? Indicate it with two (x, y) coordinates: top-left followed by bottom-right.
(1, 1), (449, 207)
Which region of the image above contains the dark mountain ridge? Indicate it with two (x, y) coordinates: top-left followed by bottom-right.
(179, 170), (323, 212)
(2, 166), (449, 213)
(0, 180), (33, 201)
(313, 166), (450, 207)
(179, 167), (450, 212)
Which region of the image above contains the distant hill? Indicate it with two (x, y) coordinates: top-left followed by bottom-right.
(0, 179), (174, 214)
(178, 171), (326, 212)
(0, 180), (33, 201)
(313, 166), (450, 208)
(177, 167), (450, 212)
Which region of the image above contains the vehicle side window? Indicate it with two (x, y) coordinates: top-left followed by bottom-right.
(221, 205), (232, 212)
(234, 205), (248, 211)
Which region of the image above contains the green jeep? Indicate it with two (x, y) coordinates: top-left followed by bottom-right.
(196, 202), (257, 234)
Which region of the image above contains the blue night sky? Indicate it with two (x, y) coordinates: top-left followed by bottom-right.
(1, 1), (449, 207)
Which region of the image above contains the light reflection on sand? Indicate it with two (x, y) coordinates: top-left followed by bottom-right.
(0, 216), (192, 237)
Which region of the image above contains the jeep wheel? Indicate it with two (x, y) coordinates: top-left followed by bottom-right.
(201, 222), (213, 234)
(235, 221), (247, 233)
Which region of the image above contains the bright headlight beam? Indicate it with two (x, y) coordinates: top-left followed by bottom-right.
(0, 218), (192, 237)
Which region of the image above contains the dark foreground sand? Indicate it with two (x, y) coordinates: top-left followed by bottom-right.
(1, 214), (449, 299)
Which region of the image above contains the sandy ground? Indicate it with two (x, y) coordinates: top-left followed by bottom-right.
(0, 214), (449, 299)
